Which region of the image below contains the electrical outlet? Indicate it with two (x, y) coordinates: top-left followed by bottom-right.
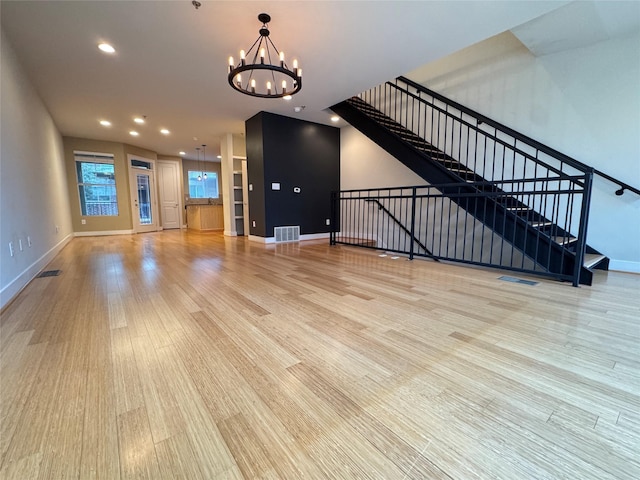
(55, 225), (59, 233)
(252, 221), (256, 227)
(81, 219), (86, 225)
(9, 242), (14, 257)
(325, 218), (330, 225)
(18, 239), (23, 251)
(27, 236), (32, 247)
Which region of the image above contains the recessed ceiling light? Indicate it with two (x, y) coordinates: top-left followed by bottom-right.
(160, 129), (170, 135)
(129, 131), (139, 136)
(99, 120), (111, 127)
(133, 117), (145, 124)
(179, 151), (186, 156)
(98, 43), (115, 54)
(283, 95), (292, 100)
(331, 116), (340, 122)
(216, 155), (222, 159)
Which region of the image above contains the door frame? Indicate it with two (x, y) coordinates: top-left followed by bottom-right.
(128, 154), (159, 234)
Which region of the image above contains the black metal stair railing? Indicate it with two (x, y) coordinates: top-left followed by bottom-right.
(363, 198), (436, 259)
(329, 76), (621, 285)
(331, 176), (592, 286)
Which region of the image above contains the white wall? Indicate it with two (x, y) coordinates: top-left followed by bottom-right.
(341, 126), (425, 190)
(1, 29), (73, 308)
(405, 30), (640, 272)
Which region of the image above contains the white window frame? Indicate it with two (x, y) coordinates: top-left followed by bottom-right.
(74, 151), (119, 217)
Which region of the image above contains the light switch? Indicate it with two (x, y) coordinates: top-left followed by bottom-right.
(271, 182), (280, 190)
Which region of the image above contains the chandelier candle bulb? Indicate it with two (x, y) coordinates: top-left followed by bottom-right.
(279, 51), (285, 66)
(267, 81), (272, 94)
(260, 48), (265, 63)
(240, 49), (246, 65)
(251, 79), (256, 93)
(282, 80), (287, 93)
(236, 74), (242, 87)
(229, 56), (234, 72)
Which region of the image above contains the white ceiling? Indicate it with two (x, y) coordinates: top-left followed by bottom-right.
(1, 0), (568, 161)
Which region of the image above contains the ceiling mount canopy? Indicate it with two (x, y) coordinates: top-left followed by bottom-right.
(228, 13), (302, 99)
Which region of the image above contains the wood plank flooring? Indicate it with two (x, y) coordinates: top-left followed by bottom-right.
(1, 231), (639, 479)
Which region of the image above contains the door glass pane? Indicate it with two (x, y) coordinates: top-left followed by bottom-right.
(137, 174), (152, 225)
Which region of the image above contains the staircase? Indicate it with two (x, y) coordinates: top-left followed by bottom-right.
(330, 77), (622, 286)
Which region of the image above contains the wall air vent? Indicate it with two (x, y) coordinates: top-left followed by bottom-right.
(274, 226), (300, 243)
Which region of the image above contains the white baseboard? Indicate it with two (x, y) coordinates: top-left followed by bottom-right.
(74, 229), (134, 237)
(608, 259), (640, 274)
(300, 232), (330, 241)
(0, 233), (73, 310)
(248, 235), (268, 243)
(249, 232), (330, 244)
(224, 230), (238, 237)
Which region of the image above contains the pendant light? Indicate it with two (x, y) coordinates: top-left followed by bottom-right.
(196, 147), (202, 181)
(202, 144), (207, 180)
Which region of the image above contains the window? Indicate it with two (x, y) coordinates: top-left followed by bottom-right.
(188, 171), (219, 199)
(75, 152), (119, 216)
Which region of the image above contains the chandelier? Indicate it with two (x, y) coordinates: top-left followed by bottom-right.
(228, 13), (301, 99)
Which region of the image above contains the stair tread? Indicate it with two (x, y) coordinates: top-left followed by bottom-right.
(584, 253), (606, 269)
(529, 221), (553, 228)
(552, 236), (577, 245)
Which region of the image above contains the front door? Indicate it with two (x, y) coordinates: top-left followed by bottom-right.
(129, 159), (158, 233)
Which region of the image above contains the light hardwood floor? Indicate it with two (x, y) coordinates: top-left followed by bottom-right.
(1, 231), (638, 479)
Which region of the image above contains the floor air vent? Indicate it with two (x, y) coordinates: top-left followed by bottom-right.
(37, 270), (61, 278)
(274, 226), (300, 243)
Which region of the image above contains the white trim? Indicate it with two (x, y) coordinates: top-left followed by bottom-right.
(74, 230), (134, 237)
(608, 259), (640, 274)
(224, 230), (238, 237)
(249, 232), (330, 244)
(0, 233), (73, 310)
(300, 232), (330, 241)
(73, 150), (115, 162)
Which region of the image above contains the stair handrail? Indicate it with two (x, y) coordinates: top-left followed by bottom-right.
(364, 198), (436, 259)
(396, 75), (640, 197)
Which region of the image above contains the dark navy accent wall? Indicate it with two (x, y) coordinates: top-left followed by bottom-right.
(246, 112), (340, 238)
